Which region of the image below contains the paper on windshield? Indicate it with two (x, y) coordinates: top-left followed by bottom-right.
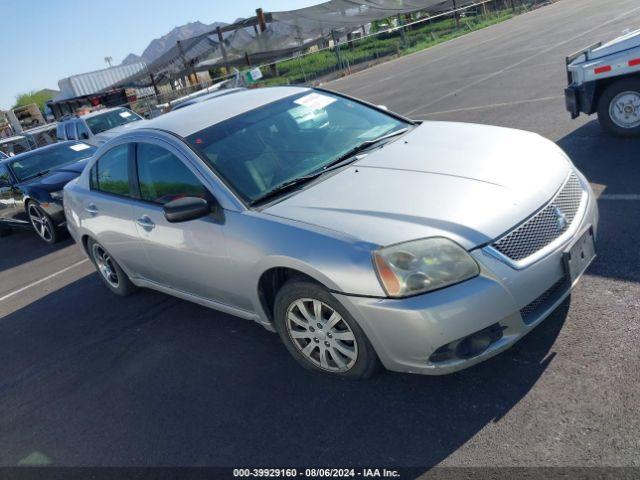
(119, 111), (132, 118)
(70, 144), (91, 151)
(294, 93), (336, 111)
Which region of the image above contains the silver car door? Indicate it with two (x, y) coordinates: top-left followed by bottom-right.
(131, 140), (238, 306)
(82, 143), (149, 278)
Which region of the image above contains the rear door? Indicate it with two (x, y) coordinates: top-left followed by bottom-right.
(130, 140), (237, 306)
(83, 143), (149, 277)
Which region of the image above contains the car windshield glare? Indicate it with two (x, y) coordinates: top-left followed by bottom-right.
(8, 143), (96, 181)
(185, 91), (409, 203)
(85, 108), (142, 135)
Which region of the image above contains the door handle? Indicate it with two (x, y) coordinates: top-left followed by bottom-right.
(136, 215), (155, 231)
(85, 203), (98, 215)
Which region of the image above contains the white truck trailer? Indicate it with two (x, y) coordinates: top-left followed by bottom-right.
(565, 28), (640, 137)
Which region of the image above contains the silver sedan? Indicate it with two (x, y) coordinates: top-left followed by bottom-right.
(64, 87), (598, 378)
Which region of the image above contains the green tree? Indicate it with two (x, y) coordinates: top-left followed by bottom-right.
(13, 90), (56, 112)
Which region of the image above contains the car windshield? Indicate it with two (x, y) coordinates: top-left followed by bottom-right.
(185, 91), (410, 203)
(84, 108), (142, 135)
(8, 143), (97, 181)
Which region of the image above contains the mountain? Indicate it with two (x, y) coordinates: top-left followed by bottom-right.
(121, 20), (228, 65)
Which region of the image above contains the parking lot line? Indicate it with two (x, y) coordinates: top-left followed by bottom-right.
(416, 95), (563, 116)
(598, 194), (640, 200)
(0, 259), (89, 303)
(404, 3), (640, 116)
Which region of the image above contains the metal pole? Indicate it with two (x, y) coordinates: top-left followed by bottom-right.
(176, 40), (197, 86)
(149, 73), (159, 96)
(216, 26), (229, 73)
(331, 29), (344, 71)
(397, 14), (407, 47)
(452, 0), (460, 29)
(256, 8), (277, 76)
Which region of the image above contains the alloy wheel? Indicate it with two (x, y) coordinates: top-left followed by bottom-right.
(91, 244), (120, 288)
(28, 204), (53, 242)
(285, 298), (358, 372)
(609, 91), (640, 129)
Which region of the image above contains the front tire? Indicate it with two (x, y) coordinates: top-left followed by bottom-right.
(274, 280), (380, 379)
(27, 202), (59, 244)
(87, 238), (137, 296)
(597, 78), (640, 137)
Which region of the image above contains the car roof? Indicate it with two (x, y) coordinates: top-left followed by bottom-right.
(172, 87), (246, 110)
(0, 141), (93, 165)
(141, 86), (309, 137)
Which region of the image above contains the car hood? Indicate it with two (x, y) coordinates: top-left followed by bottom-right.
(263, 122), (572, 250)
(19, 159), (88, 191)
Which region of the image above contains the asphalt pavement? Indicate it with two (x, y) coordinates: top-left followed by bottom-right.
(1, 0), (639, 471)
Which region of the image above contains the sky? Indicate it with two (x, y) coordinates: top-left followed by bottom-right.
(0, 0), (322, 110)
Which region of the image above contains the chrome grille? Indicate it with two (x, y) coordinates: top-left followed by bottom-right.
(492, 173), (584, 261)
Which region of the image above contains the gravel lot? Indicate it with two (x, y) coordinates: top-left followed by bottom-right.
(1, 0), (639, 471)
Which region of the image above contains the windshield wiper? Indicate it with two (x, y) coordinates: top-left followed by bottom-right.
(250, 128), (409, 206)
(315, 127), (409, 173)
(250, 173), (323, 206)
(22, 169), (50, 181)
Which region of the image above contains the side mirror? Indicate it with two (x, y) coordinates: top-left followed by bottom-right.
(163, 196), (210, 223)
(80, 132), (90, 140)
(377, 105), (388, 111)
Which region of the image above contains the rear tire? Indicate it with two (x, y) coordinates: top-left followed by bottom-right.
(87, 238), (137, 296)
(597, 78), (640, 137)
(274, 280), (380, 379)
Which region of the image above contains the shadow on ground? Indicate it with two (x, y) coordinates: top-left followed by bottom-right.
(0, 229), (74, 274)
(557, 119), (640, 284)
(557, 120), (640, 195)
(0, 270), (569, 467)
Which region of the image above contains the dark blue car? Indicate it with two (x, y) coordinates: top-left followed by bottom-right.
(0, 141), (97, 243)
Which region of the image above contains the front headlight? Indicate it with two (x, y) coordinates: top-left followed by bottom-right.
(49, 190), (63, 200)
(373, 237), (480, 298)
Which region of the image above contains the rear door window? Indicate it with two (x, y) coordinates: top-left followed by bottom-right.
(90, 144), (131, 197)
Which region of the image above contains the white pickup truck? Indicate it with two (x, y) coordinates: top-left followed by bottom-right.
(565, 28), (640, 137)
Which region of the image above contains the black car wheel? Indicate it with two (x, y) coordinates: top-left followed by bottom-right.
(27, 202), (59, 244)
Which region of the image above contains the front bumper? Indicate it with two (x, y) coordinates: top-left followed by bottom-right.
(335, 182), (599, 375)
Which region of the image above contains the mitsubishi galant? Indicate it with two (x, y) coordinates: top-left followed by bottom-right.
(63, 87), (598, 378)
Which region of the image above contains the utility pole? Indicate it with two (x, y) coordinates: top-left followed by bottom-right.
(104, 56), (113, 68)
